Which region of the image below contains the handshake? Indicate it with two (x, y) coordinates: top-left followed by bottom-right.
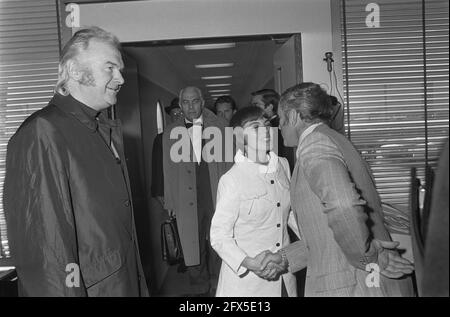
(241, 250), (288, 281)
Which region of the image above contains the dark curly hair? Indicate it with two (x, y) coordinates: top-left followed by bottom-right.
(229, 106), (266, 128)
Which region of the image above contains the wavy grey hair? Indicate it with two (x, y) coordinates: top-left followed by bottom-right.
(279, 82), (334, 124)
(55, 26), (121, 95)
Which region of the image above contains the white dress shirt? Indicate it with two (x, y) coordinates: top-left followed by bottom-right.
(210, 150), (298, 297)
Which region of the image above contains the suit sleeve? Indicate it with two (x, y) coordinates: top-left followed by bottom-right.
(299, 133), (378, 270)
(162, 130), (175, 211)
(4, 120), (87, 296)
(210, 174), (248, 276)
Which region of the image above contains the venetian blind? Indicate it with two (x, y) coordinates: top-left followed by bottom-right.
(341, 0), (449, 207)
(0, 0), (60, 261)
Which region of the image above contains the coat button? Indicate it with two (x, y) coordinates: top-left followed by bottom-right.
(188, 187), (192, 190)
(124, 200), (130, 207)
(276, 243), (280, 247)
(277, 223), (281, 228)
(187, 170), (192, 174)
(189, 202), (194, 206)
(277, 202), (281, 207)
(270, 180), (274, 184)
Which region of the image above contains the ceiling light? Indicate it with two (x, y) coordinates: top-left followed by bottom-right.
(206, 83), (231, 87)
(195, 63), (234, 69)
(209, 89), (230, 93)
(185, 43), (236, 50)
(211, 94), (230, 97)
(201, 75), (232, 80)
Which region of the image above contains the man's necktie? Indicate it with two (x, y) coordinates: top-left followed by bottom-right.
(185, 121), (202, 129)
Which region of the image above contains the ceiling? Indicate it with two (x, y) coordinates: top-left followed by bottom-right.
(123, 35), (290, 109)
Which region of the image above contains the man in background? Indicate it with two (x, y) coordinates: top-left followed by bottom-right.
(151, 97), (184, 204)
(251, 88), (296, 171)
(162, 86), (231, 296)
(213, 95), (237, 126)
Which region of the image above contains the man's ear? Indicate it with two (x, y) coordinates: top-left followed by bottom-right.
(67, 60), (82, 81)
(287, 109), (298, 126)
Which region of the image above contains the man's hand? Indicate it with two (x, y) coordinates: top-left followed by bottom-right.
(241, 250), (288, 280)
(156, 196), (165, 208)
(241, 251), (269, 273)
(259, 251), (288, 280)
(373, 239), (414, 278)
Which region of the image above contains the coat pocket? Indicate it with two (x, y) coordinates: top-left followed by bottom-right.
(315, 269), (357, 293)
(83, 249), (123, 289)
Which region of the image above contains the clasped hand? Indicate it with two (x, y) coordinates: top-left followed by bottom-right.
(242, 250), (288, 281)
(373, 239), (414, 278)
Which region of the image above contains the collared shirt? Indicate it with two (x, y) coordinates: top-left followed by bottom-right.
(59, 93), (120, 162)
(234, 149), (278, 174)
(296, 122), (323, 159)
(185, 116), (203, 164)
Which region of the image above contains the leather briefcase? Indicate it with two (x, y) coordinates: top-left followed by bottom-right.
(161, 215), (184, 265)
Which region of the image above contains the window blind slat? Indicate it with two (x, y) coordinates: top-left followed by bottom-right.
(342, 0), (449, 209)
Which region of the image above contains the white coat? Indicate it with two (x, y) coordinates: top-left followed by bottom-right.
(210, 150), (298, 297)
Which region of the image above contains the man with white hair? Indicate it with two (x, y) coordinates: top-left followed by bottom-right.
(3, 27), (149, 296)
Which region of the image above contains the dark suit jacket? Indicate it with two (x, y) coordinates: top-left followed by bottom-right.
(151, 133), (164, 197)
(269, 115), (296, 172)
(422, 141), (449, 296)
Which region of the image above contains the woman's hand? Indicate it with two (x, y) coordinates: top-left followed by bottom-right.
(241, 251), (286, 280)
(241, 251), (269, 273)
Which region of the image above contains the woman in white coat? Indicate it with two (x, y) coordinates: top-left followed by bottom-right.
(210, 106), (298, 297)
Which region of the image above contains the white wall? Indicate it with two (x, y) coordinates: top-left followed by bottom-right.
(78, 0), (337, 88)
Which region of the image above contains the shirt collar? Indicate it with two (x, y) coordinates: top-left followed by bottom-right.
(234, 149), (279, 174)
(296, 122), (323, 158)
(50, 93), (114, 131)
(185, 115), (203, 126)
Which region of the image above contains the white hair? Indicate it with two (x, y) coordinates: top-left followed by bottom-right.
(178, 86), (204, 103)
(55, 26), (121, 95)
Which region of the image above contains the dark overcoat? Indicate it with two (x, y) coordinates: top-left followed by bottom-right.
(4, 93), (149, 296)
(162, 109), (232, 266)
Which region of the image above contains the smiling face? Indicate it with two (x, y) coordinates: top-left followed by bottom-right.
(73, 39), (124, 111)
(180, 87), (204, 121)
(242, 117), (272, 160)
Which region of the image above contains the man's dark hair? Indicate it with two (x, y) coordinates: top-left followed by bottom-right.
(165, 97), (180, 114)
(214, 95), (237, 112)
(251, 89), (280, 113)
(230, 106), (265, 128)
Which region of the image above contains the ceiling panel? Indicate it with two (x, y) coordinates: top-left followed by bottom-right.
(124, 35), (288, 109)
